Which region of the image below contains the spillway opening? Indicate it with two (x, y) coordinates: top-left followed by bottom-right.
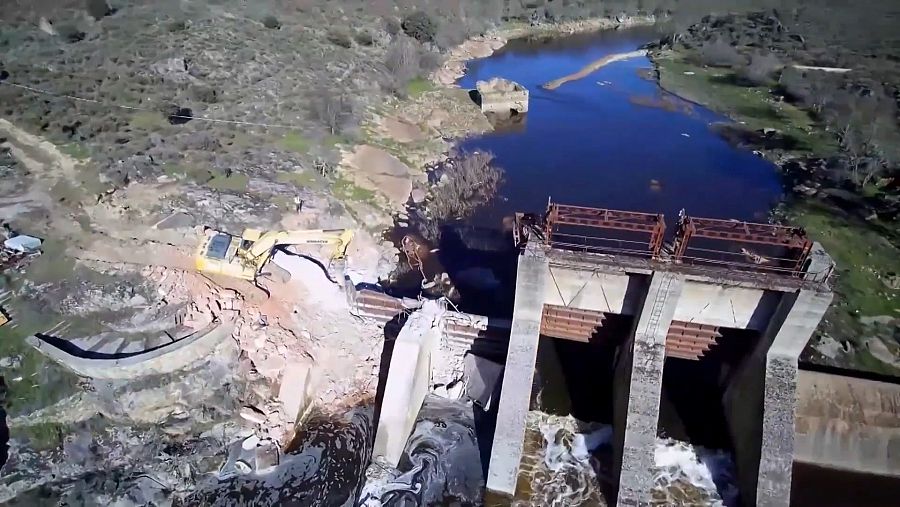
(657, 326), (759, 450)
(534, 314), (634, 423)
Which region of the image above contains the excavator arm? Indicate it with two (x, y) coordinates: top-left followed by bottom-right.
(240, 228), (353, 275)
(196, 227), (353, 281)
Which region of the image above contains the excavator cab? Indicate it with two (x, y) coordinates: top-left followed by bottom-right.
(195, 229), (256, 280)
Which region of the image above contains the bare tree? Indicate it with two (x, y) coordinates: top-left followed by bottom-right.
(385, 36), (421, 83)
(429, 151), (503, 221)
(698, 38), (746, 67)
(838, 94), (891, 187)
(311, 89), (353, 135)
(738, 51), (783, 86)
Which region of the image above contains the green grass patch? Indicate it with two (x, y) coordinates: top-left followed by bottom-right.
(0, 297), (80, 417)
(129, 111), (169, 131)
(276, 170), (321, 189)
(655, 52), (839, 155)
(17, 422), (69, 451)
(324, 134), (349, 148)
(207, 172), (249, 192)
(407, 77), (434, 97)
(163, 163), (213, 184)
(332, 176), (377, 204)
(792, 202), (900, 318)
(278, 131), (311, 153)
(852, 348), (900, 377)
(59, 142), (90, 160)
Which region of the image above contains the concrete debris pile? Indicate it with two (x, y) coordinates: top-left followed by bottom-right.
(219, 435), (281, 477)
(145, 266), (242, 329)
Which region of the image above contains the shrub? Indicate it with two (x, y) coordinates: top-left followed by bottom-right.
(354, 30), (375, 46)
(57, 24), (86, 43)
(327, 27), (353, 48)
(737, 52), (783, 86)
(428, 151), (503, 222)
(698, 38), (745, 67)
(85, 0), (112, 20)
(384, 17), (401, 36)
(263, 15), (281, 29)
(168, 19), (189, 32)
(402, 11), (437, 44)
(385, 36), (420, 83)
(435, 22), (468, 50)
(776, 67), (814, 104)
(190, 85), (218, 104)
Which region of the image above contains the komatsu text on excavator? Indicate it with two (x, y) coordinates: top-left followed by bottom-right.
(194, 227), (353, 282)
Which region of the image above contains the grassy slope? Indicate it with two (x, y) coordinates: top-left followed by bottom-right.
(654, 50), (900, 375)
(655, 52), (838, 155)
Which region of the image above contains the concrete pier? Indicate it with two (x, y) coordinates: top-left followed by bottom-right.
(722, 288), (833, 506)
(486, 245), (548, 496)
(616, 272), (685, 506)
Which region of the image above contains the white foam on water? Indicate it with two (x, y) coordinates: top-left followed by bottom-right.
(517, 412), (739, 506)
(653, 439), (738, 506)
(515, 413), (611, 506)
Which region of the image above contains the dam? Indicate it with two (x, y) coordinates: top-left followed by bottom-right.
(355, 202), (898, 506)
(487, 203), (833, 506)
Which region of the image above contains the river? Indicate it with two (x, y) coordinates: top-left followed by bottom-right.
(428, 27), (784, 318)
(457, 27), (782, 227)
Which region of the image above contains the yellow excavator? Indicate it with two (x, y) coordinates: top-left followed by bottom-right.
(194, 227), (353, 282)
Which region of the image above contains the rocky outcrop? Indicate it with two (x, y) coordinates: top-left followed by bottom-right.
(340, 145), (424, 209)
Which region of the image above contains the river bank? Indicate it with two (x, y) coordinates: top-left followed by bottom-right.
(355, 14), (660, 217)
(646, 12), (900, 376)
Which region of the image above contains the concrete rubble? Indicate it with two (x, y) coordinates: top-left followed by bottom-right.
(475, 78), (529, 114)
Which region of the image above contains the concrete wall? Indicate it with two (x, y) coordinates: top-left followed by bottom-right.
(372, 307), (440, 466)
(542, 268), (639, 315)
(673, 283), (771, 330)
(723, 288), (832, 507)
(480, 90), (529, 114)
(540, 268), (779, 328)
(795, 370), (900, 476)
(487, 246), (548, 496)
(26, 315), (237, 379)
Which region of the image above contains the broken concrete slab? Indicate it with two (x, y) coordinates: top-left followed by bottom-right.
(372, 301), (445, 466)
(463, 353), (504, 410)
(27, 315), (237, 379)
(277, 359), (313, 425)
(153, 211), (195, 230)
(239, 406), (267, 426)
(256, 440), (280, 472)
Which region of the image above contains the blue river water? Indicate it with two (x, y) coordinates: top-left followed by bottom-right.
(457, 27), (783, 227)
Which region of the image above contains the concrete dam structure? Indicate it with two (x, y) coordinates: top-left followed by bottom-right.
(359, 203), (900, 506)
(488, 203), (835, 506)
